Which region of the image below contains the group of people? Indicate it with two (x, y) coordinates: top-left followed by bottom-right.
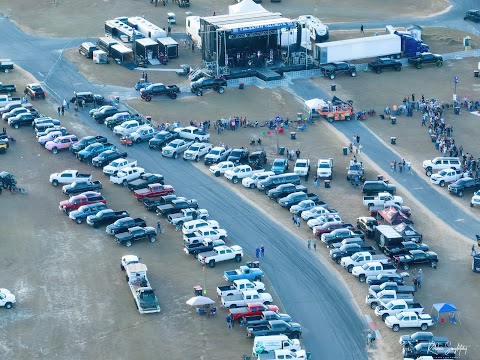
(389, 159), (412, 174)
(255, 245), (265, 259)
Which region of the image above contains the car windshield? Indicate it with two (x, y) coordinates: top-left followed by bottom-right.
(230, 150), (242, 157)
(362, 263), (369, 270)
(319, 163), (329, 168)
(233, 167), (241, 173)
(189, 145), (200, 151)
(170, 142), (179, 148)
(395, 313), (403, 320)
(210, 150), (220, 155)
(85, 144), (96, 151)
(250, 174), (259, 180)
(273, 160), (284, 166)
(53, 137), (62, 143)
(296, 162), (306, 167)
(351, 253), (360, 261)
(438, 170), (448, 176)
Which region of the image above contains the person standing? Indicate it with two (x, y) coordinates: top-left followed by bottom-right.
(226, 314), (232, 329)
(313, 175), (319, 188)
(417, 269), (422, 288)
(407, 161), (412, 174)
(260, 245), (265, 257)
(192, 42), (195, 52)
(167, 26), (171, 36)
(296, 217), (301, 228)
(360, 25), (364, 33)
(413, 277), (418, 291)
(411, 94), (415, 102)
(313, 240), (317, 251)
(393, 160), (397, 171)
(399, 160), (403, 173)
(307, 238), (311, 250)
(63, 98), (68, 110)
(61, 106), (65, 115)
(157, 220), (162, 233)
(295, 149), (301, 159)
(57, 106), (61, 116)
(292, 214), (297, 225)
(356, 135), (360, 145)
(255, 246), (260, 260)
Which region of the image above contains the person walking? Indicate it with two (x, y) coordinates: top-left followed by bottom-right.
(471, 244), (476, 256)
(74, 101), (79, 116)
(61, 106), (65, 115)
(167, 26), (171, 36)
(313, 240), (317, 251)
(57, 106), (61, 116)
(296, 217), (301, 228)
(226, 314), (233, 329)
(307, 238), (311, 250)
(407, 161), (412, 174)
(413, 277), (418, 291)
(157, 220), (162, 233)
(255, 246), (260, 260)
(292, 214), (297, 225)
(356, 135), (360, 145)
(192, 42), (195, 52)
(393, 160), (397, 171)
(295, 149), (301, 159)
(260, 245), (265, 257)
(313, 175), (319, 188)
(360, 25), (364, 33)
(417, 269), (422, 288)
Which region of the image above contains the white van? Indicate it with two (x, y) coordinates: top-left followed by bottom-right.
(253, 335), (301, 356)
(422, 157), (461, 176)
(182, 219), (219, 235)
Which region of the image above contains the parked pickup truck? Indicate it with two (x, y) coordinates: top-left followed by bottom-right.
(59, 191), (106, 215)
(385, 311), (434, 332)
(301, 205), (332, 221)
(247, 320), (302, 339)
(293, 159), (310, 176)
(278, 192), (318, 209)
(0, 288), (16, 309)
(320, 62), (357, 79)
(161, 139), (193, 158)
(155, 198), (199, 215)
(77, 142), (116, 163)
(330, 237), (365, 249)
(271, 158), (289, 175)
(124, 263), (161, 314)
(86, 209), (130, 228)
(184, 238), (225, 256)
(408, 52), (443, 69)
(167, 208), (209, 226)
(133, 183), (174, 201)
(62, 180), (102, 195)
(394, 250), (439, 270)
(204, 146), (232, 165)
(430, 168), (465, 187)
(258, 349), (310, 360)
(103, 158), (137, 176)
(209, 161), (235, 177)
(183, 142), (212, 161)
(140, 83), (180, 100)
(363, 192), (403, 207)
(143, 194), (181, 212)
(367, 272), (409, 286)
(321, 229), (365, 247)
(375, 300), (423, 321)
(184, 227), (227, 245)
(367, 58), (402, 73)
(399, 331), (450, 347)
(244, 311), (292, 327)
(50, 170), (92, 187)
(242, 171), (275, 189)
(106, 217), (147, 235)
(369, 282), (415, 296)
(224, 265), (264, 282)
(224, 165), (264, 183)
(71, 135), (108, 154)
(290, 199), (324, 215)
(127, 173), (164, 191)
(229, 303), (279, 322)
(217, 279), (265, 298)
(68, 203), (108, 224)
(448, 177), (480, 197)
(330, 244), (376, 264)
(385, 241), (430, 258)
(352, 261), (397, 282)
(366, 289), (414, 309)
(110, 167), (145, 186)
(0, 82), (17, 94)
(115, 226), (157, 247)
(174, 126), (210, 142)
(197, 245), (243, 267)
(221, 290), (273, 309)
(0, 59), (14, 73)
(356, 216), (378, 238)
(347, 162), (364, 181)
(341, 251), (390, 273)
(268, 184), (308, 200)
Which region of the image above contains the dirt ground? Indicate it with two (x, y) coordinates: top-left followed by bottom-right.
(1, 0), (449, 38)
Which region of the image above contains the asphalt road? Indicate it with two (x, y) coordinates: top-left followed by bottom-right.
(0, 14), (368, 360)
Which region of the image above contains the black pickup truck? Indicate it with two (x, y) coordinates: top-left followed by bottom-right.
(367, 58), (402, 74)
(277, 192), (318, 208)
(366, 272), (408, 286)
(184, 238), (225, 256)
(106, 217), (147, 235)
(321, 229), (365, 247)
(114, 226), (157, 247)
(190, 77), (227, 96)
(148, 131), (179, 149)
(127, 173), (165, 191)
(408, 53), (443, 69)
(246, 320), (302, 339)
(356, 216), (379, 238)
(62, 180), (103, 196)
(320, 62), (357, 80)
(91, 149), (128, 167)
(71, 135), (108, 154)
(448, 177), (480, 197)
(330, 244), (376, 264)
(384, 241), (430, 258)
(156, 199), (199, 216)
(0, 59), (14, 73)
(267, 184), (307, 200)
(394, 250), (439, 270)
(143, 194), (181, 211)
(0, 83), (17, 94)
(86, 209), (130, 228)
(140, 83), (181, 101)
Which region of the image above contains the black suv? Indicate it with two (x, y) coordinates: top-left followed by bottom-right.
(148, 131), (179, 149)
(248, 150), (267, 167)
(228, 148), (249, 164)
(9, 113), (36, 128)
(92, 149), (128, 167)
(92, 106), (118, 123)
(190, 77), (228, 96)
(24, 83), (46, 100)
(362, 180), (396, 195)
(464, 10), (480, 23)
(70, 91), (104, 105)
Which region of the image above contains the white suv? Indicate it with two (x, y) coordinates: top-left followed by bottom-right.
(422, 157), (461, 177)
(113, 120), (140, 137)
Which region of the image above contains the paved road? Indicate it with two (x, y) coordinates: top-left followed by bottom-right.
(289, 79), (480, 239)
(0, 14), (368, 360)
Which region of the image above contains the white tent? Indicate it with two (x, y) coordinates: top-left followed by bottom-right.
(305, 98), (327, 110)
(228, 0), (267, 15)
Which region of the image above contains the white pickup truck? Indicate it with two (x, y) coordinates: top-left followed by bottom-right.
(365, 289), (414, 309)
(110, 166), (145, 186)
(351, 261), (398, 282)
(217, 279), (266, 298)
(224, 165), (265, 183)
(182, 219), (220, 234)
(430, 168), (465, 187)
(183, 142), (212, 161)
(197, 245), (243, 268)
(242, 171), (275, 189)
(341, 252), (390, 272)
(103, 158), (137, 176)
(293, 159), (310, 176)
(363, 192), (403, 207)
(0, 288), (16, 309)
(221, 289), (273, 309)
(317, 158), (334, 179)
(167, 208), (209, 226)
(258, 349), (311, 360)
(385, 311), (434, 332)
(209, 161), (235, 177)
(124, 262), (161, 314)
(374, 299), (424, 321)
(174, 126), (210, 142)
(49, 169), (92, 187)
(183, 227), (227, 245)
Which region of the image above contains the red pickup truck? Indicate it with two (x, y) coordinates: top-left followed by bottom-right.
(228, 302), (279, 322)
(59, 191), (106, 215)
(133, 183), (174, 201)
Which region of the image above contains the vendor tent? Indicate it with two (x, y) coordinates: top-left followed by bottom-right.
(378, 207), (413, 225)
(305, 98), (327, 110)
(431, 302), (461, 324)
(228, 0), (267, 15)
(186, 296), (215, 307)
(394, 223), (422, 242)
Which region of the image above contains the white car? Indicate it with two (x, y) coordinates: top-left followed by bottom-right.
(242, 171), (275, 189)
(182, 219), (220, 235)
(110, 166), (145, 186)
(161, 139), (193, 158)
(183, 142), (212, 161)
(209, 161), (235, 177)
(0, 288), (16, 309)
(113, 120), (140, 137)
(471, 190), (480, 208)
(301, 206), (331, 221)
(307, 214), (342, 228)
(103, 158), (137, 176)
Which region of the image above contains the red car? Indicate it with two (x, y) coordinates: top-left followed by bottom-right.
(313, 222), (355, 237)
(59, 191), (106, 214)
(133, 183), (174, 201)
(228, 302), (279, 322)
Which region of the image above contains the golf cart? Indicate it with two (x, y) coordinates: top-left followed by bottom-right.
(176, 64), (191, 76)
(167, 13), (176, 25)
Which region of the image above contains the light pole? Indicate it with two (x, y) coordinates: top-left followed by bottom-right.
(453, 76), (458, 104)
(275, 116), (281, 154)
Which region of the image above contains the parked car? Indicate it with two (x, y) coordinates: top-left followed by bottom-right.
(394, 250), (439, 270)
(86, 209), (130, 228)
(115, 226), (157, 247)
(91, 149), (128, 167)
(209, 161), (235, 177)
(161, 139), (193, 158)
(45, 135), (78, 154)
(183, 142), (212, 161)
(227, 148), (249, 164)
(62, 180), (103, 196)
(148, 131), (179, 149)
(271, 158), (289, 175)
(25, 83), (46, 100)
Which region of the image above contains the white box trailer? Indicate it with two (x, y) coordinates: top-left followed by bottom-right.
(128, 16), (167, 41)
(92, 50), (108, 64)
(315, 34), (402, 64)
(186, 16), (202, 47)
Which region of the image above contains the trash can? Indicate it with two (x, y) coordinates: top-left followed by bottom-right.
(324, 180), (331, 188)
(454, 107), (460, 115)
(194, 285), (203, 296)
(290, 132), (296, 140)
(391, 137), (397, 145)
(377, 175), (383, 181)
(342, 147), (348, 156)
(239, 82), (244, 90)
(331, 84), (336, 91)
(145, 115), (152, 124)
(391, 117), (396, 125)
(279, 147), (285, 155)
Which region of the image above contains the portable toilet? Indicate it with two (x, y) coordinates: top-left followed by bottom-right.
(93, 50), (109, 64)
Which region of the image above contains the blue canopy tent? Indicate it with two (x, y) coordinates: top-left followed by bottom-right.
(431, 303), (461, 325)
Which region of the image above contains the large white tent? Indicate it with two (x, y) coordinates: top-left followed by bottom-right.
(228, 0), (267, 15)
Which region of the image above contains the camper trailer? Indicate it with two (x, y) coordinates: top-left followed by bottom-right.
(105, 19), (123, 38)
(298, 15), (329, 42)
(128, 17), (167, 41)
(116, 23), (144, 43)
(186, 16), (202, 47)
